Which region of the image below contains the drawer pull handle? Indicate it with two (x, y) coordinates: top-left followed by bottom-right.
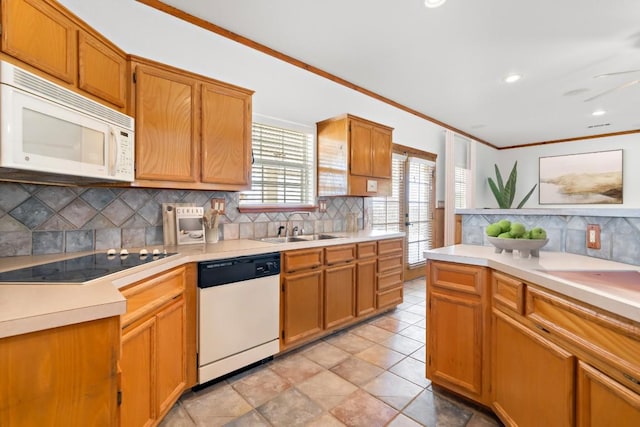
(535, 324), (550, 334)
(623, 373), (640, 385)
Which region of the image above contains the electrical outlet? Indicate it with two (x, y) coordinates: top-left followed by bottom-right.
(586, 224), (601, 249)
(318, 199), (327, 213)
(210, 198), (226, 214)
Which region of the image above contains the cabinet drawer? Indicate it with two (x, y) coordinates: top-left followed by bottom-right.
(378, 254), (402, 273)
(377, 287), (403, 309)
(283, 248), (323, 273)
(492, 271), (525, 315)
(378, 269), (403, 291)
(325, 244), (356, 265)
(429, 261), (486, 296)
(378, 238), (403, 256)
(526, 286), (640, 381)
(357, 241), (377, 259)
(121, 266), (186, 328)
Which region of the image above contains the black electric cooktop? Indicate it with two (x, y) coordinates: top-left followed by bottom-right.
(0, 252), (177, 284)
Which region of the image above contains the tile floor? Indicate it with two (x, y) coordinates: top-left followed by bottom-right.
(160, 278), (502, 427)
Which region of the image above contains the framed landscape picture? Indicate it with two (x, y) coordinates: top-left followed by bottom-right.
(539, 149), (623, 204)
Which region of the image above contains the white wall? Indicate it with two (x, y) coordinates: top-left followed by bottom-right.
(475, 133), (639, 208)
(59, 0), (447, 199)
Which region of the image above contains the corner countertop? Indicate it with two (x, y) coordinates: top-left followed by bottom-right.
(0, 231), (404, 339)
(425, 245), (640, 323)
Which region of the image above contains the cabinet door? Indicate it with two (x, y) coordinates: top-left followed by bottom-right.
(577, 362), (640, 427)
(282, 269), (323, 346)
(492, 309), (575, 427)
(324, 263), (356, 329)
(1, 0), (76, 83)
(78, 31), (126, 108)
(356, 258), (377, 316)
(133, 64), (197, 182)
(427, 290), (484, 401)
(200, 82), (252, 188)
(121, 317), (156, 427)
(156, 297), (186, 418)
(349, 119), (372, 176)
(371, 126), (392, 178)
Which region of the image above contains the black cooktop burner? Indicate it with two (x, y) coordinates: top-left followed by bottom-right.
(0, 252), (177, 283)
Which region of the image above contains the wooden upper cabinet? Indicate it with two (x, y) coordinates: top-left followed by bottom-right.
(317, 114), (393, 197)
(200, 82), (253, 189)
(1, 0), (127, 110)
(1, 0), (76, 83)
(130, 56), (254, 190)
(78, 30), (126, 108)
(132, 61), (198, 183)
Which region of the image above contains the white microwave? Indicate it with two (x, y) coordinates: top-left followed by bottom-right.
(0, 61), (134, 184)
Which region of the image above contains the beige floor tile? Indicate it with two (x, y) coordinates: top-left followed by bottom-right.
(223, 409), (271, 427)
(466, 411), (503, 426)
(402, 389), (472, 427)
(330, 389), (398, 427)
(181, 382), (252, 424)
(409, 345), (426, 363)
(388, 310), (424, 324)
(305, 413), (346, 426)
(302, 341), (351, 369)
(230, 367), (291, 407)
(369, 315), (411, 333)
(324, 331), (376, 354)
(257, 388), (324, 427)
(297, 370), (359, 410)
(350, 323), (395, 342)
(389, 357), (431, 388)
(355, 343), (405, 369)
(398, 325), (427, 343)
(331, 356), (384, 386)
(381, 334), (423, 355)
(269, 353), (325, 385)
(404, 304), (426, 316)
(158, 402), (195, 427)
(402, 294), (423, 304)
(362, 371), (424, 410)
(386, 413), (424, 427)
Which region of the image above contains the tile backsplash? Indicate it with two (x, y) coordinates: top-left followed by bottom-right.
(460, 212), (640, 266)
(0, 182), (365, 257)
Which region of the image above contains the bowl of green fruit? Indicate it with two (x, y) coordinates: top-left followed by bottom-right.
(485, 220), (548, 257)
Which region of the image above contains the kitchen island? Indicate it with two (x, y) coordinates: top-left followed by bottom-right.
(424, 245), (640, 427)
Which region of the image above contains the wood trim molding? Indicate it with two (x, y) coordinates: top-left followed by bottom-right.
(135, 0), (639, 151)
(134, 0), (494, 148)
(393, 143), (437, 161)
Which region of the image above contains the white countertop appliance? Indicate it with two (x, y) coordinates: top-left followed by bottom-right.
(0, 61), (134, 184)
(197, 252), (281, 385)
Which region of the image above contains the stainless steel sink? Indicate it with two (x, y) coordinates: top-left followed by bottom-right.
(298, 234), (339, 241)
(256, 234), (339, 244)
(257, 236), (308, 243)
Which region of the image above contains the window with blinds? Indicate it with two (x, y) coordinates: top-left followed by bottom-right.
(371, 151), (435, 268)
(240, 122), (315, 207)
(455, 167), (470, 209)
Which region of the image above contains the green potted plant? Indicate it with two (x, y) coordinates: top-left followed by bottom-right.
(488, 161), (537, 208)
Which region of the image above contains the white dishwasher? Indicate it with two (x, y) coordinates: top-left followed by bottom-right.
(197, 252), (280, 385)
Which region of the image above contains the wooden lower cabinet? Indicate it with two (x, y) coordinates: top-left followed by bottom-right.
(577, 362), (640, 427)
(356, 257), (377, 316)
(492, 309), (575, 427)
(0, 317), (120, 426)
(324, 263), (356, 329)
(281, 269), (323, 347)
(120, 266), (188, 427)
(428, 290), (485, 400)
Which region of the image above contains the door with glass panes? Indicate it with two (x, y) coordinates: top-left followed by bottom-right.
(371, 145), (436, 281)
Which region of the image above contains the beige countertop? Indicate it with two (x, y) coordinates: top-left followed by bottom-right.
(425, 245), (640, 323)
(0, 231), (404, 339)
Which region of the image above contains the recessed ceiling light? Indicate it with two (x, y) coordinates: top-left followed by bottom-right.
(424, 0), (446, 8)
(504, 74), (522, 83)
(592, 109), (606, 116)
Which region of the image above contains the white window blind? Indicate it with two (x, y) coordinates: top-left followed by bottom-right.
(240, 122), (315, 206)
(371, 153), (405, 232)
(455, 167), (470, 209)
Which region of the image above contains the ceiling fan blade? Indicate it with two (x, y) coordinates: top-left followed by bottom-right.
(584, 79), (640, 102)
(594, 69), (640, 78)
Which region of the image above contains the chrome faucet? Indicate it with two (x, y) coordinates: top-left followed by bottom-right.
(285, 211), (310, 236)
